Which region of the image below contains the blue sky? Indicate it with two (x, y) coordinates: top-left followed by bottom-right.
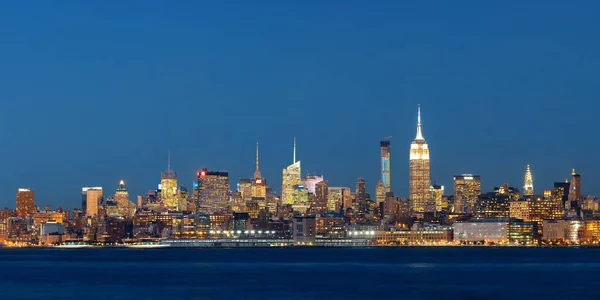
(0, 1), (598, 208)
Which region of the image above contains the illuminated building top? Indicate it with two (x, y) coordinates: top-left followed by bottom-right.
(523, 165), (534, 196)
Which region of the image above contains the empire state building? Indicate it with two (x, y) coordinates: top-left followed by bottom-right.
(409, 105), (430, 212)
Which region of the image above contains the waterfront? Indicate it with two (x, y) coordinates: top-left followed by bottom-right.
(1, 247), (600, 299)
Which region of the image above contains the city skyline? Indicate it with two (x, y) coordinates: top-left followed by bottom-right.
(0, 2), (599, 207)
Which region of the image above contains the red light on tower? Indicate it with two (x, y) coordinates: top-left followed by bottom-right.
(200, 171), (206, 177)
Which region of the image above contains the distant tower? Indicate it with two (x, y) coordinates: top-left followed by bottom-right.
(409, 105), (431, 213)
(252, 142), (267, 198)
(282, 137), (301, 205)
(568, 169), (581, 203)
(375, 180), (386, 204)
(380, 138), (391, 192)
(161, 151), (178, 211)
(115, 180), (131, 217)
(254, 142), (261, 179)
(356, 178), (367, 213)
(523, 165), (534, 196)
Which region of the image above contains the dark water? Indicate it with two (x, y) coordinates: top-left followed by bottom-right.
(1, 247), (599, 300)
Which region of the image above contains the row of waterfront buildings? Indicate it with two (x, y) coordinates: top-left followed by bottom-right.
(0, 106), (597, 246)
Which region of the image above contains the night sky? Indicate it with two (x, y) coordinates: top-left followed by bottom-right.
(0, 1), (598, 208)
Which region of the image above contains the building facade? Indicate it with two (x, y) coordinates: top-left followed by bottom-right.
(454, 174), (481, 212)
(380, 139), (391, 192)
(197, 169), (230, 214)
(16, 188), (35, 217)
(409, 105), (431, 213)
(282, 138), (301, 205)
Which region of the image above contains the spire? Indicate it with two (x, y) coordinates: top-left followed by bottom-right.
(293, 137), (297, 163)
(572, 168), (576, 175)
(168, 149), (171, 172)
(415, 104), (424, 140)
(254, 142), (261, 179)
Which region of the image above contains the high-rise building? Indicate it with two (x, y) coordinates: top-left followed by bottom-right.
(375, 180), (386, 204)
(282, 137), (301, 205)
(409, 105), (431, 213)
(16, 188), (35, 217)
(523, 165), (534, 196)
(314, 180), (329, 213)
(86, 188), (103, 217)
(252, 142), (268, 198)
(302, 175), (324, 195)
(430, 184), (444, 212)
(568, 169), (581, 203)
(161, 152), (178, 211)
(238, 178), (253, 203)
(453, 175), (481, 210)
(356, 178), (367, 213)
(197, 169), (230, 214)
(115, 180), (133, 217)
(380, 139), (391, 192)
(553, 181), (570, 209)
(327, 187), (351, 214)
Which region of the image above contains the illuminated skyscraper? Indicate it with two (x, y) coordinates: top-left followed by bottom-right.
(375, 180), (386, 204)
(554, 180), (570, 209)
(380, 139), (391, 192)
(114, 180), (131, 217)
(327, 187), (351, 214)
(523, 165), (534, 196)
(356, 178), (367, 213)
(86, 187), (103, 217)
(568, 169), (581, 205)
(252, 142), (267, 198)
(16, 188), (35, 217)
(161, 152), (178, 211)
(454, 175), (481, 211)
(197, 169), (230, 214)
(430, 184), (444, 212)
(314, 180), (329, 213)
(282, 137), (301, 205)
(409, 105), (430, 213)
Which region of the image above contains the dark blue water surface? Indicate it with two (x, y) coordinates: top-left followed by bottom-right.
(1, 247), (600, 300)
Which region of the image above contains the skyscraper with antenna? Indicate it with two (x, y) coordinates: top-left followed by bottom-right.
(282, 137), (301, 205)
(523, 164), (534, 196)
(252, 142), (267, 198)
(409, 104), (431, 213)
(161, 150), (179, 211)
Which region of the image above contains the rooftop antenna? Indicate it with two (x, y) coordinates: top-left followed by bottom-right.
(293, 137), (296, 163)
(168, 149), (171, 172)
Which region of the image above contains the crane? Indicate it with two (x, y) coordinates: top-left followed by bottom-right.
(383, 136), (392, 141)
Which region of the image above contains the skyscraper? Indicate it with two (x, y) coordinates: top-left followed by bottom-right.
(356, 178), (367, 213)
(380, 139), (391, 192)
(197, 169), (230, 214)
(161, 152), (178, 211)
(16, 188), (35, 217)
(86, 187), (103, 217)
(568, 169), (581, 203)
(282, 137), (301, 205)
(553, 180), (570, 209)
(409, 105), (431, 213)
(523, 165), (534, 196)
(430, 184), (444, 212)
(375, 180), (386, 204)
(453, 175), (481, 211)
(252, 142), (267, 198)
(115, 180), (133, 217)
(314, 180), (329, 213)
